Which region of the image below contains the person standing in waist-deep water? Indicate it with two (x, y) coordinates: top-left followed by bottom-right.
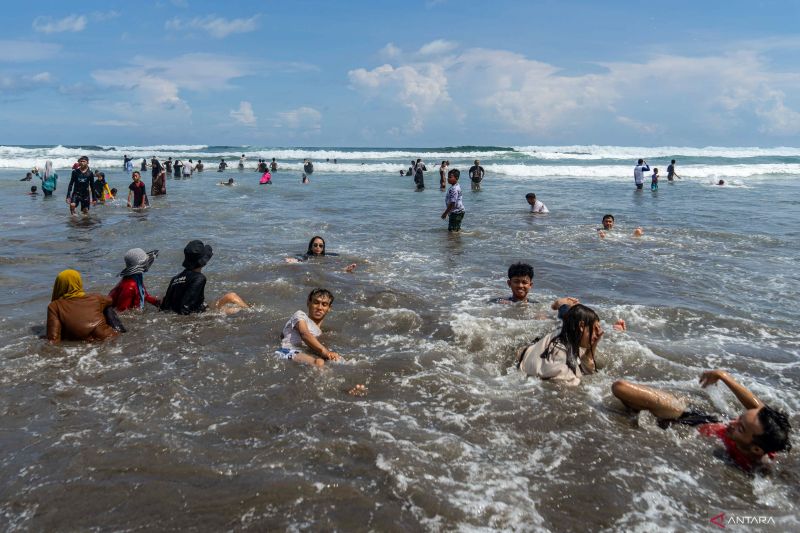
(441, 168), (465, 231)
(37, 160), (58, 197)
(439, 160), (449, 190)
(127, 171), (149, 209)
(46, 269), (119, 343)
(651, 168), (659, 191)
(123, 154), (133, 172)
(270, 157), (278, 172)
(150, 157), (161, 180)
(633, 159), (650, 190)
(66, 155), (95, 215)
(151, 165), (166, 196)
(238, 154), (246, 170)
(218, 159), (227, 172)
(525, 192), (549, 213)
(303, 159), (314, 176)
(667, 159), (681, 181)
(184, 159), (194, 177)
(140, 158), (148, 172)
(160, 240), (249, 315)
(93, 171), (113, 203)
(173, 159), (183, 177)
(468, 159), (485, 191)
(164, 157), (173, 174)
(413, 158), (427, 190)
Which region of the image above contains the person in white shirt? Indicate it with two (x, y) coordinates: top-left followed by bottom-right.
(525, 192), (549, 214)
(633, 159), (650, 190)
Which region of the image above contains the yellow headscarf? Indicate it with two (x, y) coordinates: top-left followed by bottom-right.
(51, 269), (85, 301)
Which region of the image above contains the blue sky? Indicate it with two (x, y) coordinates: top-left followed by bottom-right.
(2, 0), (799, 147)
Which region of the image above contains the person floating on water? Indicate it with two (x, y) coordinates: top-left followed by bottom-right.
(66, 155), (95, 216)
(127, 171), (149, 209)
(285, 236), (356, 272)
(611, 369), (792, 471)
(597, 214), (643, 239)
(47, 269), (119, 343)
(516, 304), (606, 386)
(526, 192), (549, 213)
(441, 168), (465, 232)
(219, 178), (235, 186)
(468, 159), (485, 191)
(160, 240), (249, 315)
(108, 249), (161, 312)
(667, 159), (681, 181)
(633, 159), (650, 190)
(276, 288), (342, 366)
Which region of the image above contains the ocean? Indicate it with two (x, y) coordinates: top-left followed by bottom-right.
(1, 144), (798, 531)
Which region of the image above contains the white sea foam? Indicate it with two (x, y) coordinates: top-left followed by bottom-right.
(513, 144), (800, 160)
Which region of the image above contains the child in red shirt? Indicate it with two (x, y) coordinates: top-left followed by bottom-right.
(109, 249), (160, 312)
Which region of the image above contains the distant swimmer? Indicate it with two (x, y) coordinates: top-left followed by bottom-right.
(196, 159), (204, 172)
(667, 159), (681, 181)
(285, 236), (356, 272)
(651, 168), (659, 191)
(219, 178), (235, 186)
(525, 192), (549, 213)
(21, 172), (33, 181)
(28, 185), (38, 196)
(468, 159), (485, 191)
(597, 214), (643, 239)
(633, 159), (650, 190)
(612, 369), (792, 471)
(718, 179), (726, 186)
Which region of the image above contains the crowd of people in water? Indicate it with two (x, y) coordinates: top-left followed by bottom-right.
(27, 152), (793, 475)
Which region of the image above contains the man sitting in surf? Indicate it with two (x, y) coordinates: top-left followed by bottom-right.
(612, 369), (792, 471)
(597, 214), (643, 239)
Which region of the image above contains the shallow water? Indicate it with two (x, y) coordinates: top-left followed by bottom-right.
(1, 146), (799, 531)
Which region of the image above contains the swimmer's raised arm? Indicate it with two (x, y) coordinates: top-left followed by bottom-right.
(699, 370), (762, 410)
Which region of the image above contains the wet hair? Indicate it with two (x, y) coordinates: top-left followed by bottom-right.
(552, 304), (599, 373)
(111, 188), (118, 195)
(306, 235), (326, 256)
(753, 406), (792, 454)
(227, 178), (234, 184)
(637, 159), (644, 164)
(602, 214), (615, 223)
(30, 185), (37, 192)
(508, 262), (534, 280)
(525, 192), (536, 200)
(307, 287), (334, 304)
(448, 168), (460, 180)
(718, 180), (725, 185)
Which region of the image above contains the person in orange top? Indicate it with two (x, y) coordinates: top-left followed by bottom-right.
(46, 269), (118, 342)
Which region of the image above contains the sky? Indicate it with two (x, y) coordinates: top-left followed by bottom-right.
(2, 0), (800, 147)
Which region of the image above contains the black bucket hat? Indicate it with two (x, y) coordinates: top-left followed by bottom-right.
(182, 240), (213, 269)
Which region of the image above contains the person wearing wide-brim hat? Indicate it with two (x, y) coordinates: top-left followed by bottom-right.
(160, 240), (248, 315)
(108, 248), (161, 312)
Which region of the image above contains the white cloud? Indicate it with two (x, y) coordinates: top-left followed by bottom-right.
(0, 40), (61, 62)
(418, 39), (458, 56)
(348, 62), (451, 132)
(230, 101), (257, 126)
(32, 15), (87, 34)
(349, 42), (800, 139)
(165, 15), (260, 38)
(380, 43), (401, 60)
(276, 106), (322, 132)
(0, 71), (53, 93)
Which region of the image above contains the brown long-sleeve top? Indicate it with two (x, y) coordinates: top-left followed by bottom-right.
(46, 294), (118, 342)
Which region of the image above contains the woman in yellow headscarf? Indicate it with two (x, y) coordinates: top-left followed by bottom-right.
(47, 269), (118, 342)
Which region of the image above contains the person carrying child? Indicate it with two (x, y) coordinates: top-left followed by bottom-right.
(276, 288), (342, 366)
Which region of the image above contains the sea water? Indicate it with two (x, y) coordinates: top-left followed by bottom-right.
(0, 145), (798, 530)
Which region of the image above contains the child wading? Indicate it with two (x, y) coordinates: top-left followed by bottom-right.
(127, 171), (149, 208)
(441, 168), (465, 231)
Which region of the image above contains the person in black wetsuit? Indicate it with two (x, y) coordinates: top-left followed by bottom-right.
(303, 160), (314, 175)
(160, 240), (248, 315)
(66, 155), (95, 215)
